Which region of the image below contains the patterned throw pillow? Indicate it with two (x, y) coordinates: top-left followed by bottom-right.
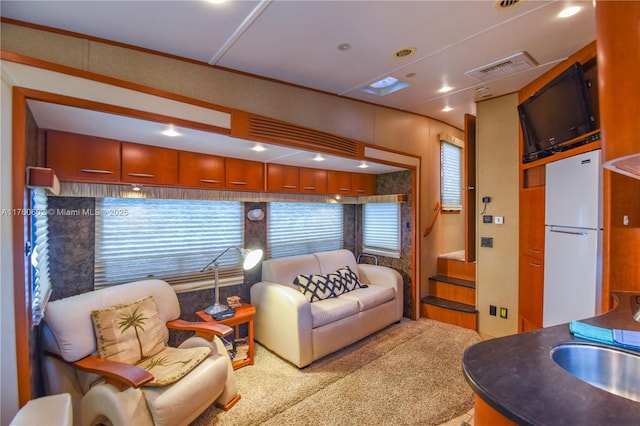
(295, 273), (344, 302)
(137, 346), (211, 386)
(91, 296), (168, 365)
(334, 266), (368, 292)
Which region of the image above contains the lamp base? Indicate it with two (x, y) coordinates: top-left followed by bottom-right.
(205, 303), (229, 316)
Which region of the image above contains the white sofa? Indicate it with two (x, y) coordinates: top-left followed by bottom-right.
(250, 249), (403, 367)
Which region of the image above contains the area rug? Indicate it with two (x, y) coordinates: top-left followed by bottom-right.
(192, 318), (481, 426)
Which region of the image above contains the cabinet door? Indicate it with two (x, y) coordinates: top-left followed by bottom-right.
(46, 130), (121, 182)
(225, 158), (264, 192)
(327, 171), (352, 195)
(299, 167), (327, 194)
(122, 143), (178, 185)
(518, 253), (544, 331)
(352, 173), (376, 195)
(519, 186), (545, 259)
(267, 164), (299, 192)
(179, 151), (224, 189)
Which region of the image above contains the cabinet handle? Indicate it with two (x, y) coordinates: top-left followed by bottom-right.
(229, 181), (247, 185)
(529, 249), (541, 254)
(529, 262), (542, 268)
(339, 188), (351, 192)
(81, 169), (113, 174)
(200, 179), (221, 184)
(282, 185), (297, 189)
(303, 186), (316, 190)
(355, 189), (366, 193)
(128, 173), (155, 178)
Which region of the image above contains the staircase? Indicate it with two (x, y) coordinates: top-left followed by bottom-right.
(420, 255), (477, 331)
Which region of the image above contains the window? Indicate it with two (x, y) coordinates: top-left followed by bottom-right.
(94, 198), (244, 291)
(268, 202), (343, 258)
(362, 203), (401, 258)
(31, 189), (52, 325)
(441, 141), (462, 211)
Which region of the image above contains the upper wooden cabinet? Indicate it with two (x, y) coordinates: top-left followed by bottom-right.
(46, 130), (121, 182)
(299, 167), (327, 194)
(352, 173), (376, 195)
(225, 158), (264, 192)
(596, 1), (640, 165)
(179, 151), (225, 189)
(266, 164), (299, 193)
(327, 171), (352, 195)
(122, 143), (178, 185)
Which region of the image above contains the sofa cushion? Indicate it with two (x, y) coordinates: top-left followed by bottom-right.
(137, 346), (211, 386)
(314, 249), (360, 278)
(262, 254), (321, 288)
(91, 296), (168, 364)
(339, 285), (395, 311)
(309, 297), (359, 328)
(334, 266), (368, 292)
(295, 273), (344, 302)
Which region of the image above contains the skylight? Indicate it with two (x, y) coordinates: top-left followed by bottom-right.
(361, 77), (410, 96)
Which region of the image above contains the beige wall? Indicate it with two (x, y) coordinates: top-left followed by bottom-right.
(476, 94), (520, 337)
(1, 22), (465, 313)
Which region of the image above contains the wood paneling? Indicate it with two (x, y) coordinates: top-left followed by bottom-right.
(121, 143), (178, 185)
(225, 158), (264, 192)
(327, 170), (352, 194)
(299, 167), (327, 194)
(351, 173), (375, 195)
(266, 163), (299, 193)
(474, 395), (517, 426)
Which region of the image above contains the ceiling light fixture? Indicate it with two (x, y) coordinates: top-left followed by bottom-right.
(162, 124), (180, 137)
(252, 143), (266, 152)
(438, 85), (453, 93)
(361, 76), (410, 96)
(313, 153), (325, 161)
(442, 106), (453, 112)
(358, 161), (369, 169)
(559, 6), (581, 18)
(207, 0), (226, 4)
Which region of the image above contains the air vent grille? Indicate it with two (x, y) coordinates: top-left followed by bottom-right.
(465, 51), (537, 82)
(246, 116), (361, 157)
(494, 0), (522, 10)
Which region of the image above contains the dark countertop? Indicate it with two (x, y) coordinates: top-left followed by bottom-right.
(462, 292), (640, 426)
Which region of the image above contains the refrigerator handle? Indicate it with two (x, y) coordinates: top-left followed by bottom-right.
(549, 229), (587, 236)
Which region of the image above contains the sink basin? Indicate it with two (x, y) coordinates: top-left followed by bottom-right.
(551, 343), (640, 402)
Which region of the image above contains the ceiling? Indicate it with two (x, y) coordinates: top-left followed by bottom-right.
(1, 0), (596, 172)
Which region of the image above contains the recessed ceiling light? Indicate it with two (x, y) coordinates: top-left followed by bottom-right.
(162, 124), (180, 137)
(361, 76), (410, 96)
(313, 153), (325, 162)
(442, 106), (453, 112)
(207, 0), (226, 4)
(337, 43), (351, 51)
(559, 6), (581, 18)
(131, 184), (142, 192)
(438, 85), (453, 93)
(252, 143), (266, 152)
(358, 161), (369, 169)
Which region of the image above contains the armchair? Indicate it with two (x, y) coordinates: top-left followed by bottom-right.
(41, 279), (239, 426)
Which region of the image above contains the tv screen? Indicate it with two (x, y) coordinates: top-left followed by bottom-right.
(518, 62), (595, 163)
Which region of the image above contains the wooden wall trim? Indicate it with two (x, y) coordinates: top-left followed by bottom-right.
(11, 87), (30, 406)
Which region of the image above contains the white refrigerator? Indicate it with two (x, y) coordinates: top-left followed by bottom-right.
(543, 149), (603, 327)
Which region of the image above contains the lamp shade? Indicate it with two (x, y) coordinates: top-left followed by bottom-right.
(241, 248), (263, 270)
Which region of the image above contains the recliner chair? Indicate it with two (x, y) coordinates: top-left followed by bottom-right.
(41, 279), (239, 426)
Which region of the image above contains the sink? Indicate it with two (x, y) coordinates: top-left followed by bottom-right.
(551, 343), (640, 402)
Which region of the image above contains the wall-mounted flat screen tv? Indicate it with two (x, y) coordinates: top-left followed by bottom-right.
(518, 62), (596, 163)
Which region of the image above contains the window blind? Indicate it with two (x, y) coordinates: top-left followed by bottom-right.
(441, 141), (462, 211)
(362, 203), (401, 258)
(268, 202), (343, 259)
(94, 198), (244, 290)
(31, 189), (52, 325)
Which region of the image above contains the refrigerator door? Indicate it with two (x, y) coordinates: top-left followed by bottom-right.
(543, 226), (602, 327)
(545, 150), (602, 229)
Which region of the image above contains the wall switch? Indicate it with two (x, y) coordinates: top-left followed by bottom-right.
(482, 196), (491, 203)
(500, 307), (508, 319)
(483, 215), (493, 223)
(490, 305), (497, 316)
(481, 237), (493, 248)
(494, 216), (504, 224)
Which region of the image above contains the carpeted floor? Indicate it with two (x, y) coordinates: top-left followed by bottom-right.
(192, 318), (481, 426)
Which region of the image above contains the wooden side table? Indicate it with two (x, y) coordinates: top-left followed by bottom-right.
(196, 303), (256, 370)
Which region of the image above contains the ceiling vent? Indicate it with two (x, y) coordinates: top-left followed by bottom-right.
(465, 51), (538, 82)
(494, 0), (523, 10)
